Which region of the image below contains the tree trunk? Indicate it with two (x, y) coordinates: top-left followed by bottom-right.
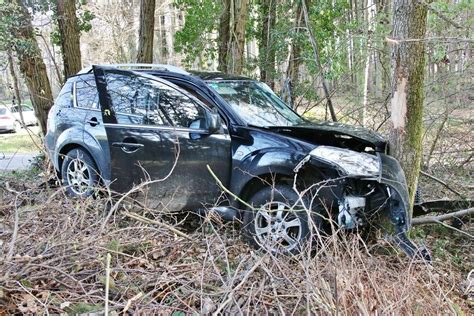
(230, 0), (248, 74)
(361, 0), (375, 126)
(137, 0), (156, 63)
(218, 0), (231, 72)
(218, 0), (248, 74)
(13, 0), (54, 135)
(287, 1), (303, 107)
(56, 0), (82, 79)
(302, 0), (337, 122)
(388, 0), (428, 214)
(7, 49), (24, 126)
(259, 0), (276, 89)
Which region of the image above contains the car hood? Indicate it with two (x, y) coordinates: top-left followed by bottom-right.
(266, 121), (387, 152)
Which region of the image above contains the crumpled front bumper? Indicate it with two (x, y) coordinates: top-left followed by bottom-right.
(378, 154), (430, 260)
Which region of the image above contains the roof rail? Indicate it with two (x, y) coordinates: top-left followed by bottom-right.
(77, 63), (189, 75)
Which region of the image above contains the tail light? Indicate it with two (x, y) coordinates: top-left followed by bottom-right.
(0, 115), (11, 120)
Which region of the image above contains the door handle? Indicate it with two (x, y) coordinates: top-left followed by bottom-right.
(87, 117), (100, 127)
(112, 142), (144, 153)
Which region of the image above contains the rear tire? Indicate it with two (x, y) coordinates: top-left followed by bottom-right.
(61, 148), (99, 197)
(243, 185), (322, 254)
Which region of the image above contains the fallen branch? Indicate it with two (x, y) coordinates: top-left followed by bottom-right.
(122, 211), (192, 241)
(420, 170), (465, 199)
(412, 207), (474, 226)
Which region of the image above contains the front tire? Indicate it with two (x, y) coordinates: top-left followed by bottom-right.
(243, 185), (317, 254)
(61, 148), (99, 197)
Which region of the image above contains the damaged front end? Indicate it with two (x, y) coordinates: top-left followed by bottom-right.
(296, 146), (431, 261)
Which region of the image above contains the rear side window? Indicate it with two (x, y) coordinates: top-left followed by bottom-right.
(75, 78), (98, 109)
(55, 81), (73, 108)
(104, 72), (206, 128)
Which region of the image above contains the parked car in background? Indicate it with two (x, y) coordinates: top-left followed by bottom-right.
(0, 106), (19, 133)
(10, 104), (38, 126)
(45, 64), (429, 260)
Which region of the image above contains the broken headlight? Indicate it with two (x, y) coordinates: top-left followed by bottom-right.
(310, 146), (380, 177)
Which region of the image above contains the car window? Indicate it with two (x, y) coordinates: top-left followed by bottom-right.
(104, 72), (206, 128)
(0, 108), (6, 115)
(75, 78), (99, 109)
(55, 81), (74, 108)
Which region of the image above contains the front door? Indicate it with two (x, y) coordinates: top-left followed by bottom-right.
(93, 66), (231, 210)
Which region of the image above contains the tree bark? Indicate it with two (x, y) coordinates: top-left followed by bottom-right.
(361, 0), (376, 126)
(137, 0), (156, 63)
(218, 0), (231, 73)
(56, 0), (82, 79)
(388, 0), (429, 215)
(259, 0), (276, 88)
(13, 0), (54, 135)
(218, 0), (248, 74)
(230, 0), (248, 74)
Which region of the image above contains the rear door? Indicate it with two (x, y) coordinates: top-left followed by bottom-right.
(93, 66), (231, 210)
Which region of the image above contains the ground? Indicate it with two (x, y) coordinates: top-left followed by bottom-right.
(0, 167), (472, 314)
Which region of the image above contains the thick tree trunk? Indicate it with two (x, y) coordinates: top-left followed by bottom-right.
(259, 0), (276, 89)
(56, 0), (82, 79)
(218, 0), (248, 74)
(389, 0), (428, 214)
(230, 0), (248, 74)
(137, 0), (156, 63)
(13, 0), (54, 135)
(218, 0), (231, 73)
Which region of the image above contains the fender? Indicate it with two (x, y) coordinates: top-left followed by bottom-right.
(55, 127), (111, 185)
(82, 130), (111, 184)
(54, 127), (84, 169)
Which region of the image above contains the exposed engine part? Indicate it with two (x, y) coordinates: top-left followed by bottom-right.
(337, 196), (366, 229)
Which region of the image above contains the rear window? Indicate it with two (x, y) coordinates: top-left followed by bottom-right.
(0, 108), (6, 115)
(75, 78), (98, 109)
(55, 81), (73, 108)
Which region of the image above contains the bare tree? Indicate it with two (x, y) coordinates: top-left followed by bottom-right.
(388, 0), (429, 211)
(56, 0), (82, 79)
(137, 0), (156, 63)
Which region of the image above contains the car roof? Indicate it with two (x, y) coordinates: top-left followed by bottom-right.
(72, 65), (253, 82)
(188, 71), (252, 81)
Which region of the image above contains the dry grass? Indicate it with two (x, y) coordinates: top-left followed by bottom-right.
(0, 171), (472, 314)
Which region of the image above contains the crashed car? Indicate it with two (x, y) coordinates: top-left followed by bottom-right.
(45, 64), (428, 259)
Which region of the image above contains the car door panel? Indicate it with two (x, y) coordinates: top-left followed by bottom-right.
(93, 66), (231, 210)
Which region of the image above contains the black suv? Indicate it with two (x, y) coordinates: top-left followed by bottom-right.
(45, 64), (425, 258)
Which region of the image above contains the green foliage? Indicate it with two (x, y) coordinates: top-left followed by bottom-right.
(174, 0), (222, 67)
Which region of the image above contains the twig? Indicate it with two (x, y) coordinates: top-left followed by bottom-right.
(206, 165), (255, 210)
(105, 253), (111, 315)
(123, 292), (143, 314)
(122, 211), (193, 241)
(417, 0), (462, 29)
(213, 254), (264, 315)
(420, 170), (465, 198)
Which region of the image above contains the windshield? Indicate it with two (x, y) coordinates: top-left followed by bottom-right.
(208, 80), (305, 127)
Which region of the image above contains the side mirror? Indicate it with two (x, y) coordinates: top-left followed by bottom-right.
(207, 112), (222, 134)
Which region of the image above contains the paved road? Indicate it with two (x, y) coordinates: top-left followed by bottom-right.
(0, 152), (39, 171)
